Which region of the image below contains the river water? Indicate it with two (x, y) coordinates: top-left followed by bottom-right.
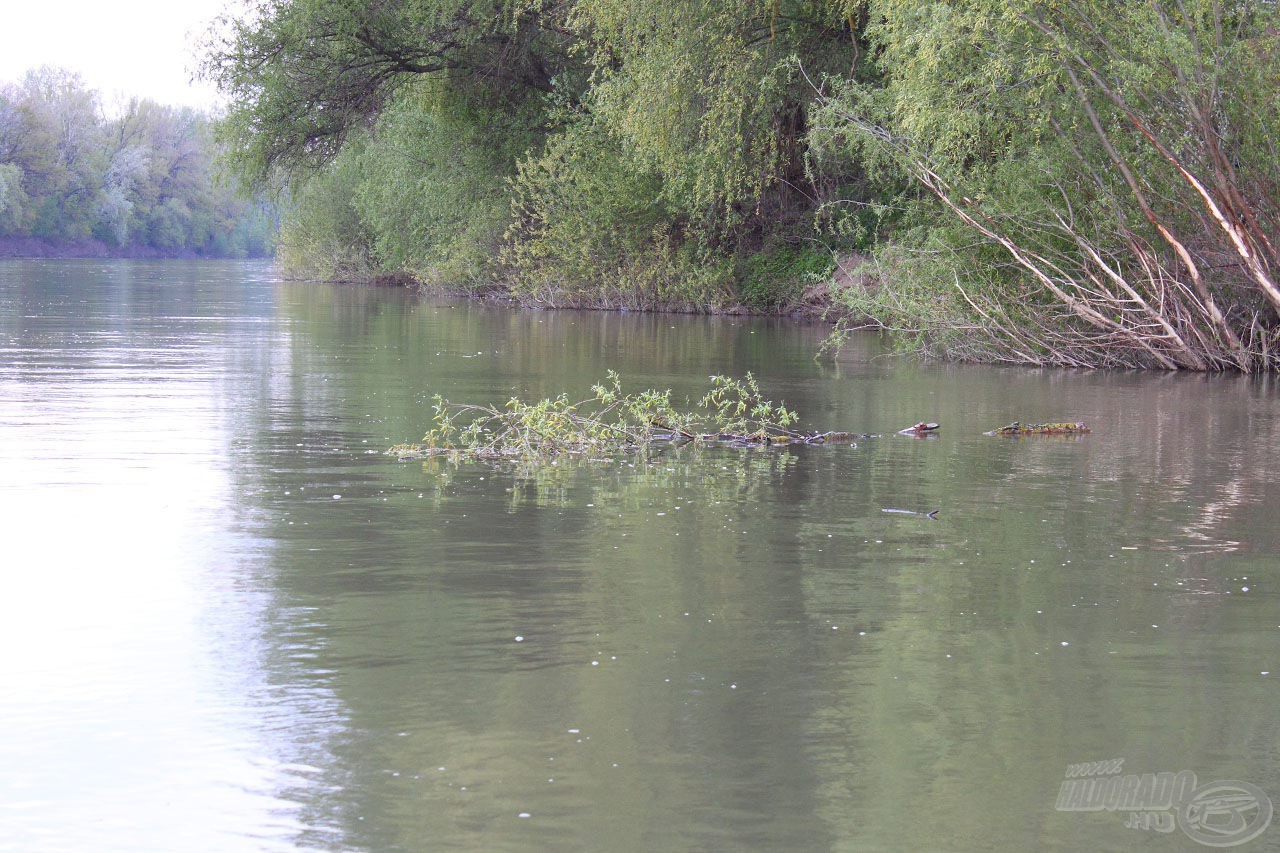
(1, 260), (1278, 851)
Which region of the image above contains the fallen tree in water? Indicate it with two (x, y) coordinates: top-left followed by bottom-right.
(389, 372), (869, 461)
(816, 1), (1280, 372)
(986, 421), (1090, 436)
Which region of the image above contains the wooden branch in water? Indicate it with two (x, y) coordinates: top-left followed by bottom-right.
(985, 421), (1091, 436)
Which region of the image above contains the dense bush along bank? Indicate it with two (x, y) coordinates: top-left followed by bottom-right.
(207, 1), (1280, 368)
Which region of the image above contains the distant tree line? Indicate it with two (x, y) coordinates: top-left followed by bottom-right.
(0, 67), (275, 258)
(207, 0), (1280, 369)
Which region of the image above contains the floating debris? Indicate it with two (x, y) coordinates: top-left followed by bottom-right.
(985, 421), (1090, 436)
(882, 508), (940, 519)
(898, 422), (940, 435)
(389, 372), (874, 461)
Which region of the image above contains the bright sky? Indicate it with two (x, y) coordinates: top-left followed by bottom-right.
(0, 0), (243, 111)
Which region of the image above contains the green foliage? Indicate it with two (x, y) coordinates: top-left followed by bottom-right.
(0, 67), (275, 256)
(204, 0), (874, 302)
(195, 0), (1280, 370)
(696, 373), (799, 438)
(276, 139), (378, 280)
(816, 0), (1280, 370)
(273, 76), (547, 285)
(391, 371), (804, 462)
(204, 0), (574, 187)
(737, 245), (835, 310)
(356, 82), (540, 286)
(574, 0), (788, 221)
(503, 114), (736, 308)
(0, 162), (27, 235)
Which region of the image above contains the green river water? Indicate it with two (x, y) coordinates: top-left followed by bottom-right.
(1, 260), (1278, 851)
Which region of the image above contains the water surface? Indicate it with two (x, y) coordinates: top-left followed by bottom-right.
(2, 260), (1277, 851)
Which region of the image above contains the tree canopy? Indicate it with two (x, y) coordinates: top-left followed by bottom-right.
(206, 0), (866, 302)
(207, 0), (578, 185)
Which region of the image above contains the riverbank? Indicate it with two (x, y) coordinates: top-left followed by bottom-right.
(404, 277), (844, 322)
(315, 252), (874, 324)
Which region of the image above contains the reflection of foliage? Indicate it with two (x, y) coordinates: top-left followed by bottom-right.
(389, 372), (807, 462)
(519, 440), (798, 507)
(504, 445), (802, 512)
(406, 435), (803, 513)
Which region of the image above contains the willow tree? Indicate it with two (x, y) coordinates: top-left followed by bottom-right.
(205, 0), (575, 184)
(206, 0), (878, 303)
(204, 0), (582, 279)
(571, 0), (861, 229)
(503, 0), (873, 306)
(816, 0), (1280, 370)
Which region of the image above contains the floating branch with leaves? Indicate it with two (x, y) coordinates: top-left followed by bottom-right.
(389, 372), (865, 461)
(985, 421), (1090, 436)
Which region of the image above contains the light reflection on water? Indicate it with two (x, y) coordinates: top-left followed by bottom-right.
(0, 262), (346, 851)
(1, 260), (1278, 851)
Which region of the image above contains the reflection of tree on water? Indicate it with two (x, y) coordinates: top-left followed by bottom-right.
(415, 445), (801, 513)
(224, 283), (1280, 849)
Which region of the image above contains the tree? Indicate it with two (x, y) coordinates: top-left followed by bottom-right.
(3, 68), (107, 241)
(572, 0), (862, 232)
(0, 68), (277, 256)
(206, 0), (874, 306)
(0, 162), (26, 235)
(205, 0), (577, 186)
(816, 0), (1280, 370)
